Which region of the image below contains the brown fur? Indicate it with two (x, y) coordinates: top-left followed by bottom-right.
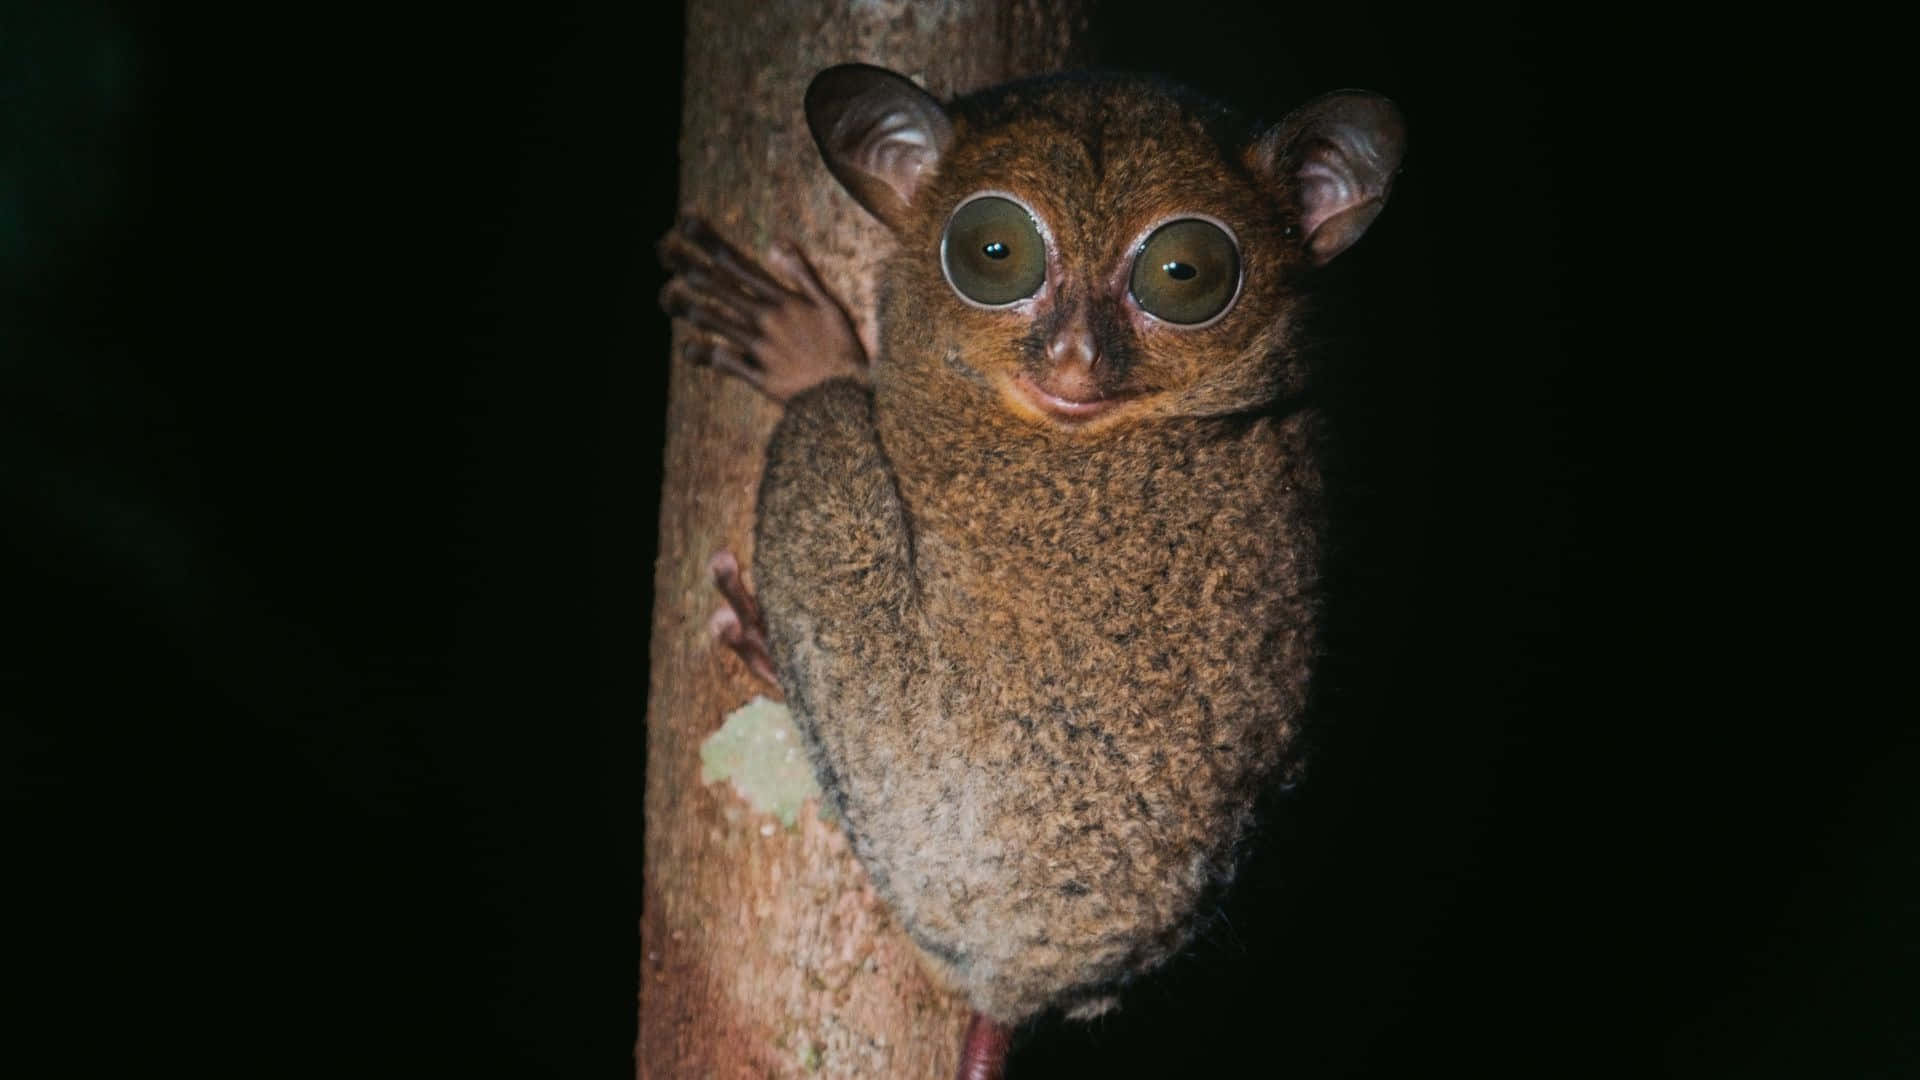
(752, 73), (1375, 1024)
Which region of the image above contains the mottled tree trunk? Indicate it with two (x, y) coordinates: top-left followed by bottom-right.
(639, 3), (1093, 1077)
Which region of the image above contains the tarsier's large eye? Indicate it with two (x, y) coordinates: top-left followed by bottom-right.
(1129, 219), (1240, 325)
(942, 196), (1046, 306)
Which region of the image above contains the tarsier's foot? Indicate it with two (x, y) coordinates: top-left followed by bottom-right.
(707, 551), (780, 690)
(956, 1012), (1012, 1080)
(658, 215), (867, 402)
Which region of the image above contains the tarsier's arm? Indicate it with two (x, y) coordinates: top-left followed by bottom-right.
(658, 215), (923, 713)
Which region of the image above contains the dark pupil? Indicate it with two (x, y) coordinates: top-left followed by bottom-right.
(1163, 261), (1196, 281)
(983, 241), (1010, 260)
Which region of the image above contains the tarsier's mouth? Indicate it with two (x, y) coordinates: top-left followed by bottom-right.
(1006, 372), (1145, 424)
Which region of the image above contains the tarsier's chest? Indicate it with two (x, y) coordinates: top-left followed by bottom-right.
(897, 417), (1311, 779)
(815, 411), (1319, 1019)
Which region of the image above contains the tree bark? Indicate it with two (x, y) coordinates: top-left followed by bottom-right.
(639, 3), (1093, 1077)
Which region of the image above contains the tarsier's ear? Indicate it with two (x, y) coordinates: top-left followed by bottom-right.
(1251, 92), (1406, 266)
(806, 64), (954, 232)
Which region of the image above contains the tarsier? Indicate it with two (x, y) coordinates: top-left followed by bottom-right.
(661, 64), (1403, 1079)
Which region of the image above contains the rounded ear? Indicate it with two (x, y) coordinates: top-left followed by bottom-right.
(805, 64), (955, 232)
(1251, 92), (1406, 266)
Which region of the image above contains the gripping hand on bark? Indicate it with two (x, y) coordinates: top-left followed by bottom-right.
(658, 215), (867, 402)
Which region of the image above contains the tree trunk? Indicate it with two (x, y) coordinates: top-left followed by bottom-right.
(639, 3), (1093, 1077)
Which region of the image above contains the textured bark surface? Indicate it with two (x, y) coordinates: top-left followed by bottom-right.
(639, 3), (1093, 1077)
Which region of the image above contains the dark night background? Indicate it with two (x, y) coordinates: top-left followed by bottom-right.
(4, 4), (1906, 1078)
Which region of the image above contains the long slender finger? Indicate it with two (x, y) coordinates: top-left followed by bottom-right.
(679, 263), (780, 314)
(659, 277), (758, 340)
(690, 342), (764, 389)
(678, 217), (794, 304)
(660, 257), (785, 332)
(656, 222), (717, 277)
(660, 279), (763, 347)
(659, 227), (782, 310)
(767, 242), (834, 305)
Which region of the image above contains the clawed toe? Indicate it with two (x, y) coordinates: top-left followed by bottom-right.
(708, 550), (780, 689)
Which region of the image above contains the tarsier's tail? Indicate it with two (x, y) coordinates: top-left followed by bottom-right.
(956, 1011), (1011, 1080)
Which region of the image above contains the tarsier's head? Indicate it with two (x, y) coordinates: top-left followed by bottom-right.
(806, 64), (1404, 432)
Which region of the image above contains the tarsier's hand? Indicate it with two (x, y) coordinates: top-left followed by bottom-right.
(658, 216), (867, 402)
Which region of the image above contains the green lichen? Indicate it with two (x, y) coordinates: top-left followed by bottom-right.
(699, 695), (820, 827)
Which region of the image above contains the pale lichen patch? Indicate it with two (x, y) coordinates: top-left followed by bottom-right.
(699, 695), (821, 827)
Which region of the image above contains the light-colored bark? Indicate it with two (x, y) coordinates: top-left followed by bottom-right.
(639, 3), (1092, 1077)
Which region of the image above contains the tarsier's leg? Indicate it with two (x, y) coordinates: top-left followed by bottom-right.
(753, 379), (923, 705)
(659, 216), (876, 687)
(956, 1012), (1012, 1080)
(706, 550), (779, 690)
(657, 215), (866, 402)
(658, 219), (921, 703)
(666, 222), (962, 1071)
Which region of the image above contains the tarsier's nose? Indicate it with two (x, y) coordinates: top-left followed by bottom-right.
(1046, 314), (1100, 376)
(1009, 300), (1133, 421)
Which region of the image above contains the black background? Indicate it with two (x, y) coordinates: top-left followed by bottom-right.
(5, 4), (1905, 1078)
